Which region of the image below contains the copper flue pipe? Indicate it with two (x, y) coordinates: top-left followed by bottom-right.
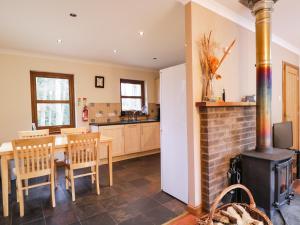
(252, 0), (274, 152)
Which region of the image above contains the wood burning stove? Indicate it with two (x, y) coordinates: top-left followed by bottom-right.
(242, 150), (294, 219)
(240, 0), (295, 221)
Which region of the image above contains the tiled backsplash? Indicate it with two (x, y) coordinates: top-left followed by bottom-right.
(88, 103), (159, 123)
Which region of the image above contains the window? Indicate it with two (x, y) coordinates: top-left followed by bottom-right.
(30, 71), (75, 133)
(120, 79), (145, 112)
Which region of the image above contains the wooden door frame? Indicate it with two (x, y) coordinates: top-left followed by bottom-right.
(282, 61), (300, 148)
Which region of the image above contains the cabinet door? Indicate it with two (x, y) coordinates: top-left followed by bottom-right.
(100, 125), (124, 159)
(141, 122), (160, 151)
(124, 124), (141, 154)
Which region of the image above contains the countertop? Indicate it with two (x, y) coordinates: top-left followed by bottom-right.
(90, 119), (160, 127)
(196, 101), (256, 107)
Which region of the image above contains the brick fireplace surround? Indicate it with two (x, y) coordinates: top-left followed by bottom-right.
(197, 102), (256, 211)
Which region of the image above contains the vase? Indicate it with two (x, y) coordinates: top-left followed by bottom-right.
(204, 78), (214, 101)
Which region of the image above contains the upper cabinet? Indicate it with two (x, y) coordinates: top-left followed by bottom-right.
(156, 77), (160, 104)
(141, 122), (160, 151)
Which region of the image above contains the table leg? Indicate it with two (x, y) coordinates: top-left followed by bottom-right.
(1, 155), (9, 217)
(107, 142), (113, 186)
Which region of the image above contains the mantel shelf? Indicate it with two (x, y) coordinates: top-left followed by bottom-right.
(196, 101), (256, 108)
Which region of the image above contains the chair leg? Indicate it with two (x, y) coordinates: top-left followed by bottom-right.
(54, 164), (58, 188)
(24, 179), (29, 196)
(51, 174), (56, 208)
(17, 178), (24, 217)
(91, 166), (95, 184)
(8, 167), (11, 195)
(70, 169), (75, 202)
(65, 167), (69, 190)
(16, 181), (19, 203)
(95, 165), (100, 195)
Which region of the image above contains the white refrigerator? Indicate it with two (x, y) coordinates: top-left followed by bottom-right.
(160, 64), (188, 203)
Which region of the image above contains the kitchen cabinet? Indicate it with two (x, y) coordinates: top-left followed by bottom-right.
(141, 122), (160, 151)
(99, 125), (124, 159)
(90, 122), (160, 160)
(124, 124), (141, 154)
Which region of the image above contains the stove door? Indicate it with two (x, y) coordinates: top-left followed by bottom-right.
(275, 158), (293, 206)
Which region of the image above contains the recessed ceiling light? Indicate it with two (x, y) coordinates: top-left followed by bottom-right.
(69, 13), (77, 17)
(138, 31), (144, 36)
(57, 39), (62, 44)
(113, 49), (118, 54)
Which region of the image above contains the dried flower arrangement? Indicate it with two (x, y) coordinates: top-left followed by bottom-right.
(199, 31), (236, 101)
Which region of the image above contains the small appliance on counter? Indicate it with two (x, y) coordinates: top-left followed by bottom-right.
(241, 95), (256, 102)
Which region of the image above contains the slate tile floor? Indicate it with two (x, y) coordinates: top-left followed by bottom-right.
(0, 154), (186, 225)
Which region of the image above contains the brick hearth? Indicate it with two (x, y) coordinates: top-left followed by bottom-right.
(198, 103), (256, 211)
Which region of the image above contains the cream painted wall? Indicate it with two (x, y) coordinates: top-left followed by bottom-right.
(0, 52), (158, 142)
(185, 2), (299, 208)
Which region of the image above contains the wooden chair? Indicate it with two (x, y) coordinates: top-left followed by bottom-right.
(65, 132), (100, 201)
(61, 127), (88, 135)
(12, 136), (56, 217)
(17, 129), (50, 195)
(18, 129), (49, 139)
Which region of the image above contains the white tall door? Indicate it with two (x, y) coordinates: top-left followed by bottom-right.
(160, 64), (188, 203)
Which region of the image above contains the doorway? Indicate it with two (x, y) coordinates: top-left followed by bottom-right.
(282, 62), (300, 149)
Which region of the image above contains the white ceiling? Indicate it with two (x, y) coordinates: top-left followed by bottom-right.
(214, 0), (300, 54)
(0, 0), (299, 70)
(0, 0), (185, 70)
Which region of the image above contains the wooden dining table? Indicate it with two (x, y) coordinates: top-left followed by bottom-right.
(0, 135), (113, 217)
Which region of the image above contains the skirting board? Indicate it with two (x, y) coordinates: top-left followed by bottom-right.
(186, 204), (203, 217)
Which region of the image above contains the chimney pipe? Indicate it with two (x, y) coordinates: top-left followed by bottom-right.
(252, 0), (275, 152)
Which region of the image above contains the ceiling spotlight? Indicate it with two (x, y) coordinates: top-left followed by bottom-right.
(138, 31), (144, 36)
(113, 49), (118, 54)
(57, 39), (62, 44)
(69, 13), (77, 17)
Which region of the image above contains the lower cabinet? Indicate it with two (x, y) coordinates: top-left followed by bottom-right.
(90, 122), (160, 160)
(124, 124), (141, 154)
(99, 125), (124, 159)
(141, 122), (160, 151)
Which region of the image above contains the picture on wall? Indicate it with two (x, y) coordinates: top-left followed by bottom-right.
(95, 76), (104, 88)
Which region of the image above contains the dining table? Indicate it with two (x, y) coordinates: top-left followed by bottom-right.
(0, 134), (113, 217)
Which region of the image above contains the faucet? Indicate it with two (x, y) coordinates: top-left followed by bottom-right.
(128, 110), (138, 121)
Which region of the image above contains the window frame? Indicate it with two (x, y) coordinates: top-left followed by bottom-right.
(120, 78), (145, 113)
(30, 71), (75, 134)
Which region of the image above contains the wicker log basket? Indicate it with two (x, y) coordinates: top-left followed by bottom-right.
(198, 184), (273, 225)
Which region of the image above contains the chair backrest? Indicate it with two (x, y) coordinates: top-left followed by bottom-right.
(67, 132), (100, 166)
(61, 127), (88, 135)
(18, 129), (49, 139)
(273, 121), (293, 149)
(12, 136), (55, 179)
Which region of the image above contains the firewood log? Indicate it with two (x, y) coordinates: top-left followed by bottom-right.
(233, 204), (263, 225)
(232, 204), (243, 217)
(226, 207), (243, 225)
(212, 213), (230, 224)
(220, 210), (238, 224)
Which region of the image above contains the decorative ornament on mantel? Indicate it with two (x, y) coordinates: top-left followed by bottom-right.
(199, 31), (236, 101)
